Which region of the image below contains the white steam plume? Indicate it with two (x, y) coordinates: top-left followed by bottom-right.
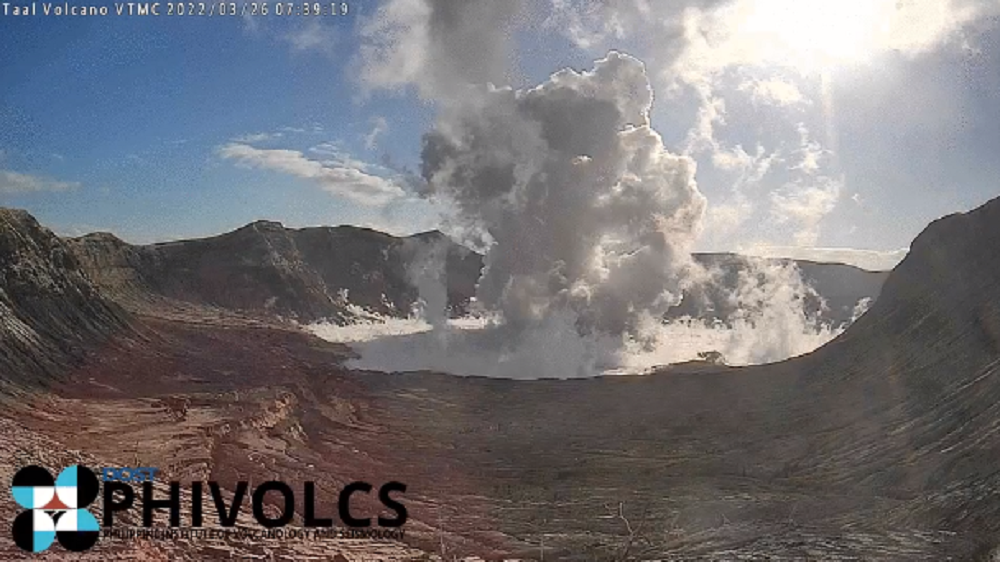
(714, 258), (837, 365)
(420, 51), (707, 344)
(337, 27), (875, 377)
(404, 237), (450, 331)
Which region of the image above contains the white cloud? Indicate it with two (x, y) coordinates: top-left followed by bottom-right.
(711, 144), (778, 178)
(285, 20), (338, 54)
(364, 116), (388, 150)
(231, 132), (283, 143)
(307, 141), (383, 173)
(701, 121), (840, 249)
(544, 0), (705, 54)
(738, 77), (809, 106)
(703, 195), (754, 239)
(682, 83), (727, 155)
(217, 143), (404, 206)
(357, 0), (524, 99)
(769, 177), (842, 246)
(545, 0), (1000, 167)
(701, 143), (782, 248)
(241, 11), (260, 35)
(230, 127), (319, 144)
(0, 169), (80, 193)
(702, 143), (779, 240)
(665, 0), (1000, 81)
(789, 122), (829, 174)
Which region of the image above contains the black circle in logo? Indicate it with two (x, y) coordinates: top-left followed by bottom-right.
(12, 509), (54, 553)
(11, 465), (54, 489)
(56, 465), (100, 508)
(56, 510), (100, 552)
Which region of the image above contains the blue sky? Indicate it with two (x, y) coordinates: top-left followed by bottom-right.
(2, 0), (999, 270)
(0, 4), (438, 239)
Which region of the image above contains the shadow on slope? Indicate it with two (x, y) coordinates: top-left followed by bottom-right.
(0, 209), (128, 387)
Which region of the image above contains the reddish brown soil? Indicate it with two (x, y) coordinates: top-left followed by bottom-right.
(7, 317), (514, 559)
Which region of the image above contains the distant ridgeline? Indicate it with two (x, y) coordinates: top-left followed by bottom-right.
(62, 218), (888, 327)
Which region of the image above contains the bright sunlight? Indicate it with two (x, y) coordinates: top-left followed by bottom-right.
(737, 0), (896, 71)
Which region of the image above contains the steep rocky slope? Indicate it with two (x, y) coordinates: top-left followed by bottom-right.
(0, 209), (127, 385)
(67, 222), (480, 323)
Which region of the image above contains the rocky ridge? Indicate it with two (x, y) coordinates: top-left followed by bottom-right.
(65, 219), (886, 331)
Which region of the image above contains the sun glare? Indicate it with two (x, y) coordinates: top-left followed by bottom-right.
(740, 0), (895, 71)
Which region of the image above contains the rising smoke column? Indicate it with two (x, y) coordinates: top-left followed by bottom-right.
(420, 52), (708, 342)
(348, 4), (866, 375)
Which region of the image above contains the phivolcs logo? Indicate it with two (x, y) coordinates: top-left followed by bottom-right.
(10, 465), (101, 553)
(10, 462), (407, 554)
